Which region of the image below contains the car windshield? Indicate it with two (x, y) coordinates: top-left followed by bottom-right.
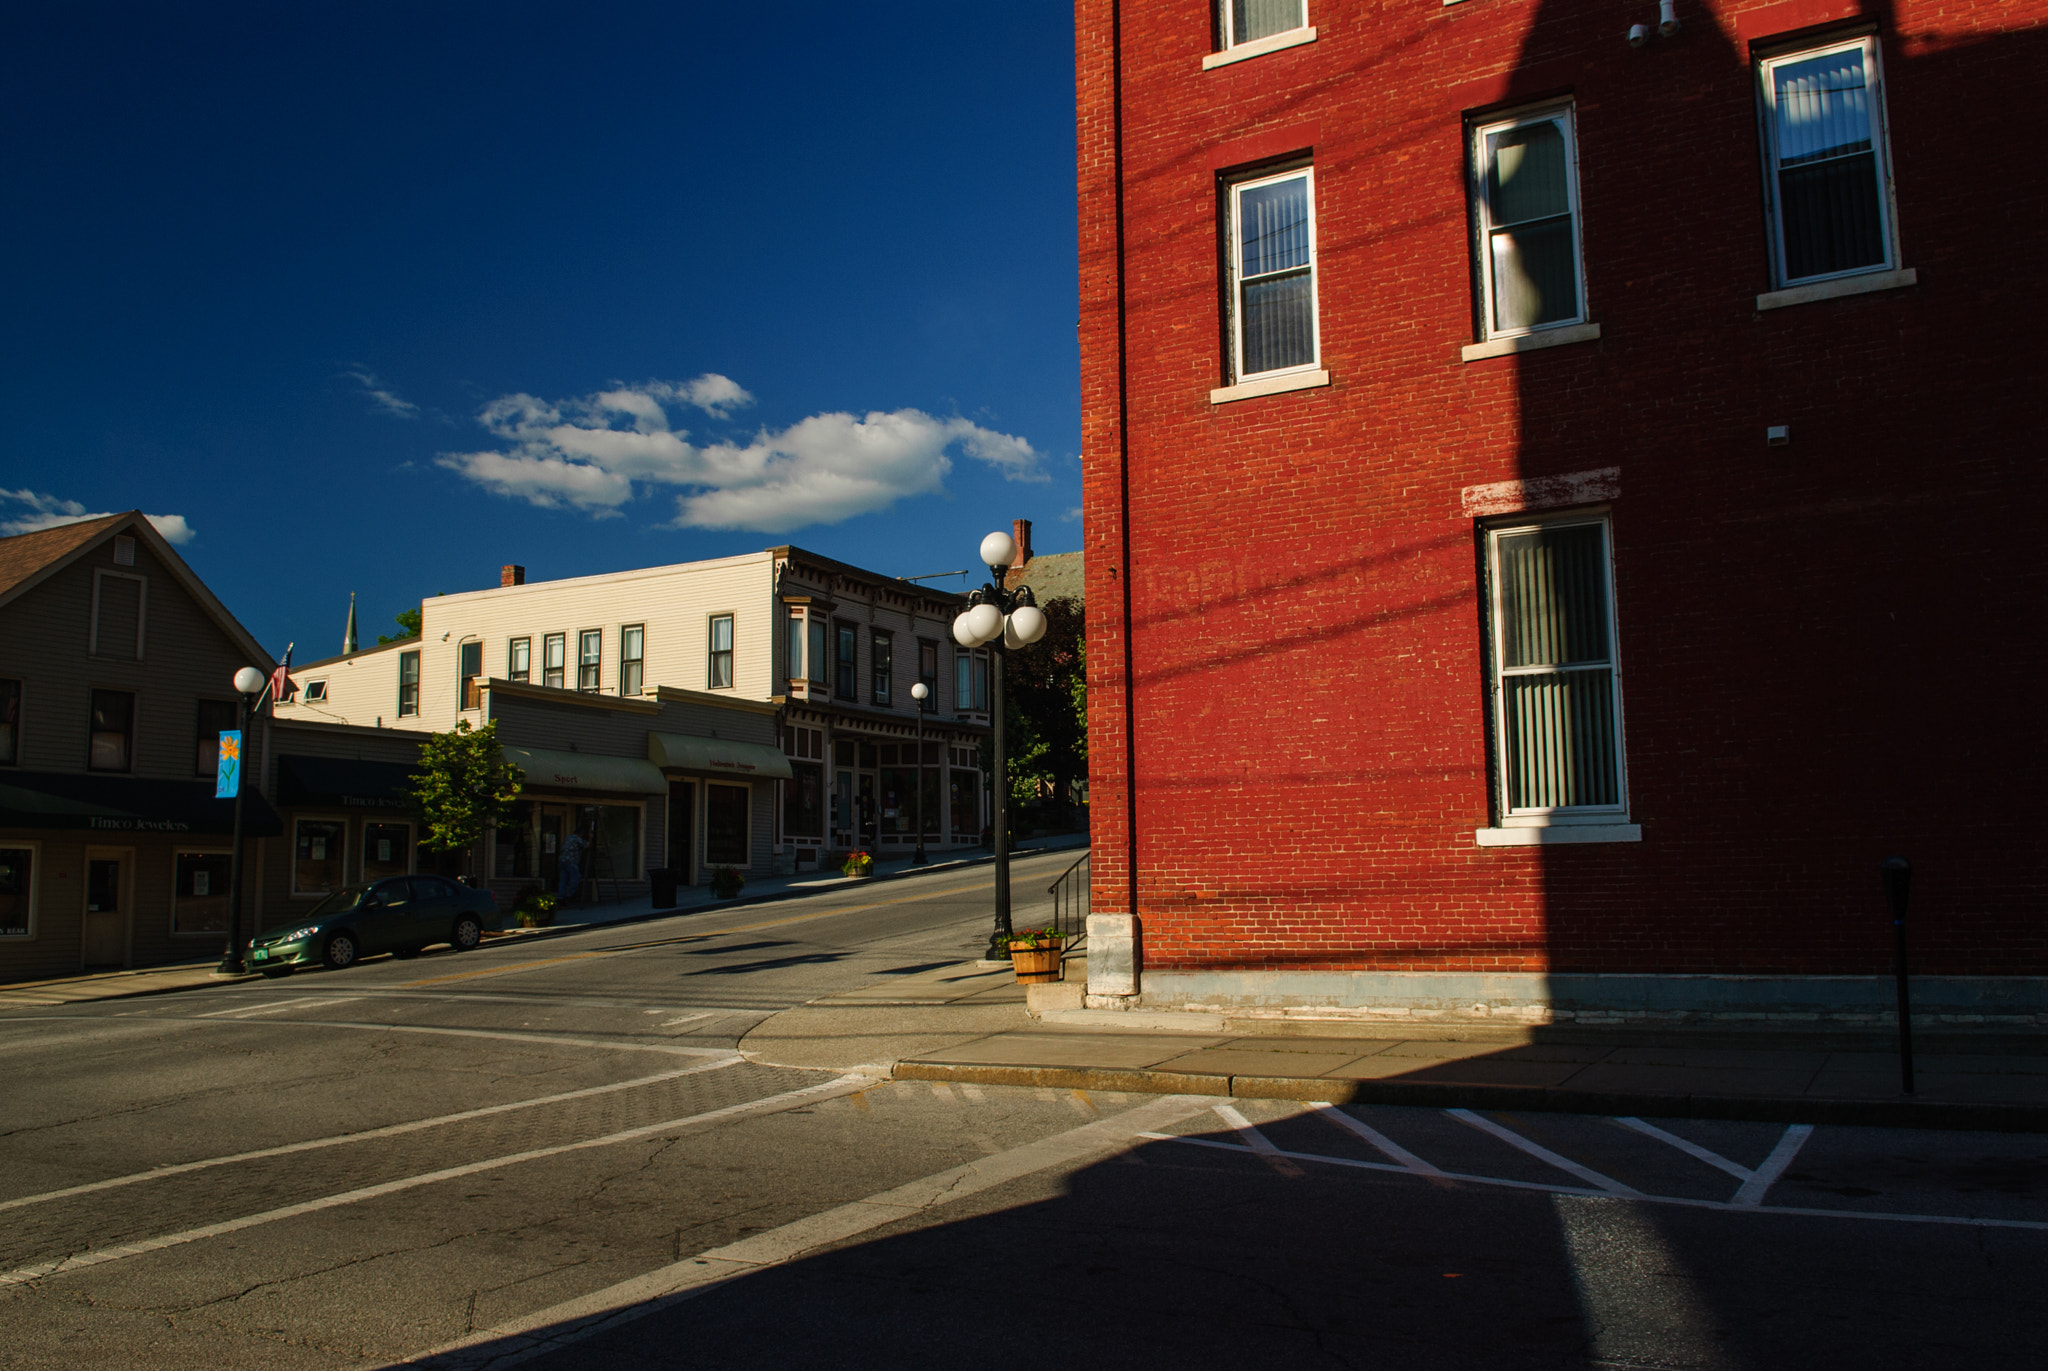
(305, 885), (373, 918)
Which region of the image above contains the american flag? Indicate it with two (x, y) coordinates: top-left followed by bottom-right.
(268, 643), (295, 705)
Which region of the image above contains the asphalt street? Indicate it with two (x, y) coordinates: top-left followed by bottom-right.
(3, 849), (2045, 1370)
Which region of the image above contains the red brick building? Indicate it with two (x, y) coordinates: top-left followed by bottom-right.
(1076, 1), (2047, 1024)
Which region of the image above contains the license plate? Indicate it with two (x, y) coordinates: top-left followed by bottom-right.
(251, 948), (269, 961)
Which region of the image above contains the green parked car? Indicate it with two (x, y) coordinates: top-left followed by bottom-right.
(248, 875), (499, 974)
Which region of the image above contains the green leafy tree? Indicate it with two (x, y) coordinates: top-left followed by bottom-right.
(410, 719), (524, 878)
(377, 605), (424, 645)
(996, 597), (1087, 811)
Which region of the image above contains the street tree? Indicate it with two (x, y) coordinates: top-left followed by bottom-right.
(995, 596), (1086, 814)
(410, 719), (524, 880)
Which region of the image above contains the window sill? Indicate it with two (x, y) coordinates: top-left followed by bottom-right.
(1757, 267), (1916, 312)
(1201, 26), (1317, 70)
(1461, 322), (1601, 363)
(1210, 369), (1331, 405)
(1474, 823), (1641, 847)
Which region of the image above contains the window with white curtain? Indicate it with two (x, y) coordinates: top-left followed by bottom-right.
(1485, 516), (1626, 823)
(1471, 105), (1585, 340)
(1225, 0), (1305, 49)
(1758, 36), (1895, 286)
(1224, 165), (1318, 382)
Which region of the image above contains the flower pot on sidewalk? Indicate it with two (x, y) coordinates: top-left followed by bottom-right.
(1008, 930), (1064, 984)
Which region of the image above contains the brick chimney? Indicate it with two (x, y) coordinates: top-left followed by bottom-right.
(1011, 519), (1032, 568)
(501, 565), (526, 587)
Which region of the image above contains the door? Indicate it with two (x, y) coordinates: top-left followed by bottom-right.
(667, 782), (695, 885)
(833, 771), (853, 848)
(537, 804), (570, 893)
(82, 854), (128, 967)
(857, 773), (878, 849)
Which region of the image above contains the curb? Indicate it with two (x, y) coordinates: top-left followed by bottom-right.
(891, 1061), (2048, 1134)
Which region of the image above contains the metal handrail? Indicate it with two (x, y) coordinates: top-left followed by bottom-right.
(1047, 851), (1089, 950)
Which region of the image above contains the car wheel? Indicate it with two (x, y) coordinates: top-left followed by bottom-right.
(322, 932), (358, 970)
(450, 915), (482, 952)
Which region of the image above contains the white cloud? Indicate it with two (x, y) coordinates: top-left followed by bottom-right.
(0, 490), (196, 543)
(1062, 506), (1083, 523)
(439, 375), (1044, 533)
(344, 367), (420, 419)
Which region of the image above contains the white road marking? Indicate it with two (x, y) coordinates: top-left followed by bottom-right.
(1137, 1132), (2048, 1230)
(401, 1093), (1211, 1370)
(155, 1016), (735, 1057)
(1213, 1104), (1305, 1177)
(959, 1084), (986, 1102)
(1449, 1109), (1641, 1197)
(197, 995), (362, 1019)
(0, 1070), (873, 1289)
(1614, 1116), (1755, 1182)
(659, 1013), (714, 1028)
(1310, 1101), (1447, 1176)
(0, 1056), (745, 1215)
(1732, 1124), (1813, 1207)
(929, 1081), (957, 1101)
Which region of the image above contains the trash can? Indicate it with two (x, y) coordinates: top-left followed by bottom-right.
(648, 867), (679, 909)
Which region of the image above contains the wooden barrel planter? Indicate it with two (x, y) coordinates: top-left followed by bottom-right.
(1009, 939), (1063, 984)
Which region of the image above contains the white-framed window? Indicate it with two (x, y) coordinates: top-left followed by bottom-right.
(304, 681), (328, 703)
(509, 637), (530, 683)
(542, 633), (566, 689)
(620, 625), (645, 695)
(577, 630), (601, 692)
(293, 817), (348, 896)
(1471, 105), (1586, 340)
(871, 630), (893, 706)
(459, 639), (484, 709)
(786, 610), (806, 688)
(1758, 35), (1896, 287)
(1223, 0), (1306, 50)
(708, 614), (735, 690)
(954, 650), (989, 713)
(398, 650), (421, 716)
(171, 850), (232, 935)
(1224, 164), (1319, 383)
(0, 842), (36, 937)
(1485, 515), (1627, 824)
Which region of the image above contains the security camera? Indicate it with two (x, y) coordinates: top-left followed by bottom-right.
(1628, 23), (1648, 47)
(1658, 1), (1681, 37)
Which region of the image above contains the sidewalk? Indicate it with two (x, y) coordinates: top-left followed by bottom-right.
(743, 957), (2048, 1133)
(0, 834), (1090, 1009)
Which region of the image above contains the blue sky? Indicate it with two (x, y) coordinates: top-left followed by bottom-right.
(1, 2), (1080, 658)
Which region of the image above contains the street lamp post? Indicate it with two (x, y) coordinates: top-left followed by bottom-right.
(911, 681), (930, 865)
(217, 665), (269, 975)
(953, 530), (1048, 961)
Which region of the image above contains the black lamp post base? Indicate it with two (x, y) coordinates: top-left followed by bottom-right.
(912, 845), (929, 865)
(217, 955), (247, 976)
(985, 930), (1013, 961)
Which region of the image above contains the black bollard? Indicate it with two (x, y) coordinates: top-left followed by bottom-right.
(1880, 856), (1913, 1095)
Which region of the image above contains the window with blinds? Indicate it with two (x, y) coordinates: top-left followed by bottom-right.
(1224, 164), (1319, 383)
(1226, 0), (1306, 49)
(1486, 517), (1626, 820)
(1760, 36), (1895, 286)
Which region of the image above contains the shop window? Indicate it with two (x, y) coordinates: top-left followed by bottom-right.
(0, 845), (33, 936)
(577, 630), (601, 692)
(872, 630), (893, 706)
(0, 677), (18, 764)
(784, 762), (824, 839)
(621, 625), (644, 695)
(543, 634), (566, 689)
(950, 770), (980, 842)
(171, 852), (232, 935)
(495, 800), (535, 879)
(587, 803), (642, 879)
(294, 818), (347, 896)
(706, 783), (750, 866)
(398, 651), (421, 716)
(509, 637), (531, 683)
(708, 615), (735, 690)
(362, 822), (411, 882)
(88, 689), (134, 772)
(194, 699), (235, 778)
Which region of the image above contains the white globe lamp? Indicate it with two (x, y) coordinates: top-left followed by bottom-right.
(979, 530), (1016, 571)
(234, 666), (267, 695)
(955, 602), (1002, 647)
(1003, 604), (1047, 649)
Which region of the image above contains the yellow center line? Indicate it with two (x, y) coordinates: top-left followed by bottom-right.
(402, 875), (1000, 987)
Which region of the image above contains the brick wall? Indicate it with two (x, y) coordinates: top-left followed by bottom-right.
(1078, 1), (2048, 980)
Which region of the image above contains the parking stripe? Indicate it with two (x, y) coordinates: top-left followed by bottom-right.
(1733, 1124), (1813, 1207)
(1614, 1116), (1755, 1183)
(1449, 1109), (1642, 1197)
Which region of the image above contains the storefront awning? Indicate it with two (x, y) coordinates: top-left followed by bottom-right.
(0, 771), (283, 837)
(276, 755), (419, 810)
(646, 733), (793, 780)
(503, 746), (667, 796)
